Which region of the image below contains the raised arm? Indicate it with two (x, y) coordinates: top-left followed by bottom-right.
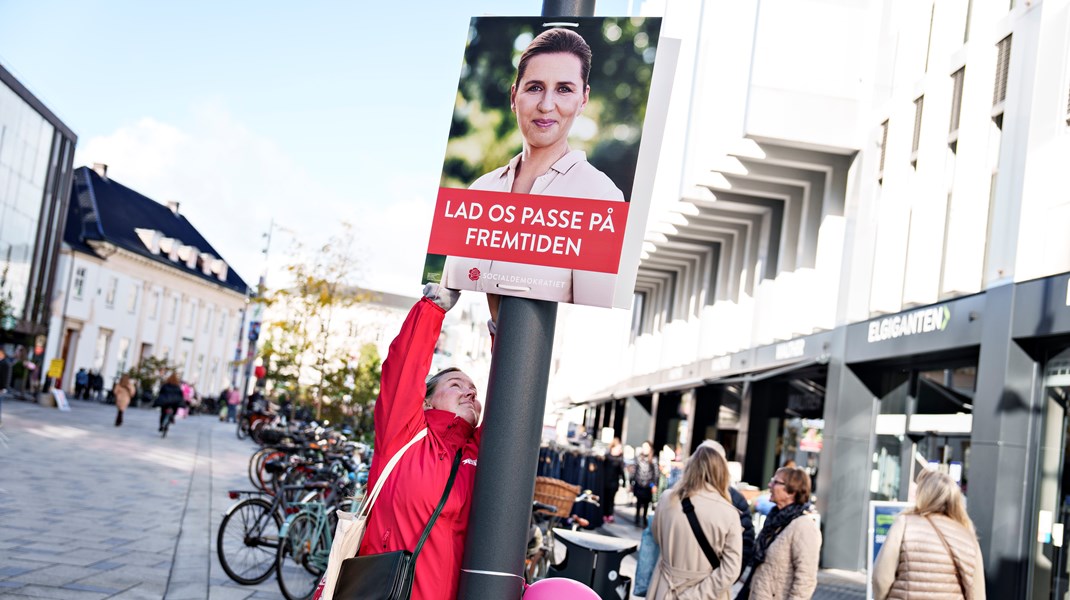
(370, 285), (458, 481)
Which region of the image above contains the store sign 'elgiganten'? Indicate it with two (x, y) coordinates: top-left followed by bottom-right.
(866, 305), (951, 343)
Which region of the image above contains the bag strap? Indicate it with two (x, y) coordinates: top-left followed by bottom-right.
(358, 428), (428, 519)
(925, 515), (969, 599)
(682, 496), (721, 570)
(412, 448), (463, 560)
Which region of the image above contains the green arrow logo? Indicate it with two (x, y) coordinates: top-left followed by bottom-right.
(940, 306), (951, 330)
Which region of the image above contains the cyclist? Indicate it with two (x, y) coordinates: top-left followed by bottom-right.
(154, 373), (184, 432)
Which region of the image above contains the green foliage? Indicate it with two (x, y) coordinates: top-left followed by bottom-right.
(127, 355), (179, 396)
(441, 16), (662, 198)
(259, 223), (382, 423)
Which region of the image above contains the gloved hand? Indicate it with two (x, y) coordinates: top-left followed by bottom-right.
(487, 319), (497, 337)
(422, 283), (460, 312)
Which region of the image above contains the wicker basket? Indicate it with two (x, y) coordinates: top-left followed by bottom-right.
(533, 476), (581, 518)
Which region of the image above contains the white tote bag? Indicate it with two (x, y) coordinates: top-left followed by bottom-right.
(314, 428), (428, 600)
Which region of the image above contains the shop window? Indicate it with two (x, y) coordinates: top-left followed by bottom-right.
(870, 365), (976, 503)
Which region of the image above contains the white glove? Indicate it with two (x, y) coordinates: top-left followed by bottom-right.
(423, 283), (460, 312)
(487, 319), (497, 337)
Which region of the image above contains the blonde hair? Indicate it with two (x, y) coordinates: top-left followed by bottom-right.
(674, 444), (731, 503)
(911, 469), (976, 535)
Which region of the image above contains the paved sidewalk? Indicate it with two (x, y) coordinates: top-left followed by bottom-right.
(0, 396), (284, 599)
(0, 397), (866, 600)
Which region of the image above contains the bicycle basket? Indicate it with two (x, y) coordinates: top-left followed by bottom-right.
(533, 477), (580, 519)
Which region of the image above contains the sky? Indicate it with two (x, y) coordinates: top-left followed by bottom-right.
(0, 0), (633, 298)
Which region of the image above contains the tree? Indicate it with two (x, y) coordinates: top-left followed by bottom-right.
(259, 223), (371, 421)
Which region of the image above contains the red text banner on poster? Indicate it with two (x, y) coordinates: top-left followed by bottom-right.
(426, 187), (630, 274)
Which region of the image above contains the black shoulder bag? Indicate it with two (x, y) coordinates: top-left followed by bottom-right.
(682, 496), (721, 569)
(334, 448), (463, 600)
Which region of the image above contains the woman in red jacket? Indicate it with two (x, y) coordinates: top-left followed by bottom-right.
(351, 283), (482, 600)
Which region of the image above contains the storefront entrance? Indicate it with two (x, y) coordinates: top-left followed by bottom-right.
(1030, 349), (1070, 600)
(867, 360), (977, 502)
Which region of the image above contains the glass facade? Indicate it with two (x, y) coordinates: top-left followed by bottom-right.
(0, 82), (54, 320)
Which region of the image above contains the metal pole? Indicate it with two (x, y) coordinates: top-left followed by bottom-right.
(457, 4), (594, 599)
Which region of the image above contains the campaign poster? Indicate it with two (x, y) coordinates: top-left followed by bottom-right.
(422, 16), (670, 308)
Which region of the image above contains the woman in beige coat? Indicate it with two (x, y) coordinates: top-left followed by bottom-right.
(872, 469), (985, 600)
(648, 444), (742, 600)
(112, 374), (135, 427)
(741, 467), (821, 599)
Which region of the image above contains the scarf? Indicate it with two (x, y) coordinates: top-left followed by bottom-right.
(752, 502), (811, 566)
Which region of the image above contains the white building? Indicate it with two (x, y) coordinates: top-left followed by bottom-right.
(546, 0), (1070, 593)
(43, 164), (249, 397)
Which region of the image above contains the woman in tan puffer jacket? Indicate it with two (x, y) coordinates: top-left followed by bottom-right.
(872, 469), (985, 600)
(648, 443), (742, 600)
(740, 466), (821, 600)
(112, 374), (136, 427)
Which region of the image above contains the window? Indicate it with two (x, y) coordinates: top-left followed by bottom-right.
(949, 68), (965, 150)
(73, 267), (86, 299)
(204, 307), (213, 333)
(116, 338), (131, 374)
(93, 329), (112, 371)
(196, 354), (204, 383)
(150, 290), (160, 320)
(219, 312), (228, 336)
(127, 283), (139, 313)
(992, 35), (1012, 127)
(878, 120), (890, 181)
(105, 277), (118, 308)
(170, 297), (179, 324)
(911, 96), (924, 167)
(187, 303), (197, 330)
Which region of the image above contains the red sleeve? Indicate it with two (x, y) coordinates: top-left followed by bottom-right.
(368, 297), (446, 485)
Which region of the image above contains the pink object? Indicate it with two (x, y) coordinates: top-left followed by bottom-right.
(524, 578), (600, 600)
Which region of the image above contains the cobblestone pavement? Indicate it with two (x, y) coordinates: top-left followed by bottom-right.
(0, 396), (285, 599)
(0, 396), (865, 600)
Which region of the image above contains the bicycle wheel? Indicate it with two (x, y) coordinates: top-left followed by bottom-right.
(217, 497), (281, 585)
(276, 512), (328, 600)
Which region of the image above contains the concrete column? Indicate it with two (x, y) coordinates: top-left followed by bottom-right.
(817, 327), (877, 570)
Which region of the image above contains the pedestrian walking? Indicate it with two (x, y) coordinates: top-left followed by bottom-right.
(633, 440), (659, 528)
(602, 438), (624, 523)
(737, 466), (820, 600)
(74, 368), (88, 399)
(647, 443), (743, 600)
(225, 386), (241, 423)
(112, 374), (135, 427)
(701, 441), (756, 571)
(872, 469), (985, 600)
(90, 370), (104, 402)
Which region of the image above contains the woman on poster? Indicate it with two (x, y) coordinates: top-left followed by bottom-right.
(441, 26), (624, 313)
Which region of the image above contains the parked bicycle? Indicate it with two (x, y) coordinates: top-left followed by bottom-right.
(525, 478), (601, 583)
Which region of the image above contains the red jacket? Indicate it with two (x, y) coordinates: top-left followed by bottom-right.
(357, 297), (481, 600)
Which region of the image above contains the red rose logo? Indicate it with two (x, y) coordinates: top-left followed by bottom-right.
(468, 268), (481, 281)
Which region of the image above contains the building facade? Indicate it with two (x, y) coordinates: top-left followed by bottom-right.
(43, 165), (249, 399)
(549, 1), (1070, 597)
(0, 64), (77, 388)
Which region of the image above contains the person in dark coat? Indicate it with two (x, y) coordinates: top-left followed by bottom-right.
(602, 438), (625, 523)
(701, 440), (756, 571)
(154, 373), (185, 431)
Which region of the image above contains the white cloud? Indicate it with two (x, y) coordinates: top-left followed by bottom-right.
(74, 104), (437, 297)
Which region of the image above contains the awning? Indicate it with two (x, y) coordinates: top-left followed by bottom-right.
(707, 355), (829, 385)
